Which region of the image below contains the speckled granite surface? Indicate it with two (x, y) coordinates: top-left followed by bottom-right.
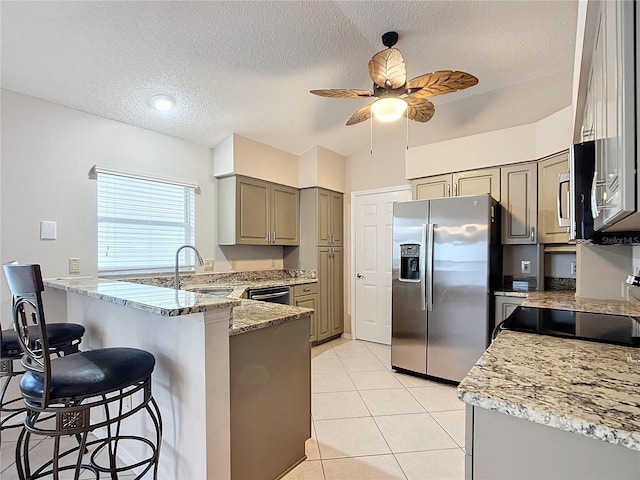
(45, 277), (313, 335)
(45, 277), (240, 316)
(458, 330), (640, 451)
(122, 269), (316, 290)
(523, 290), (640, 316)
(229, 299), (312, 336)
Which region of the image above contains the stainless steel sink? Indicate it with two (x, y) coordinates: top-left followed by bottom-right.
(188, 287), (234, 296)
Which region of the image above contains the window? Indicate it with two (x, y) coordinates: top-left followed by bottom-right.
(96, 169), (197, 275)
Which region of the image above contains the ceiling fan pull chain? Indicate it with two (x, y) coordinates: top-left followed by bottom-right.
(406, 112), (409, 151)
(370, 114), (373, 156)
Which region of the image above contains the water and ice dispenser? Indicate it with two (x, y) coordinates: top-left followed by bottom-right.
(399, 244), (421, 281)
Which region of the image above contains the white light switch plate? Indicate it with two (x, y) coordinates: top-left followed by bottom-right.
(40, 221), (57, 240)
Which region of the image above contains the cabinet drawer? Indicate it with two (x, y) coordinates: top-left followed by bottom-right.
(293, 283), (318, 297)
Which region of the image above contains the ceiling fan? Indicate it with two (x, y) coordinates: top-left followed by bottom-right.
(311, 31), (478, 126)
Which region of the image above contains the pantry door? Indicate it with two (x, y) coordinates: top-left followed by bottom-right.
(353, 187), (411, 344)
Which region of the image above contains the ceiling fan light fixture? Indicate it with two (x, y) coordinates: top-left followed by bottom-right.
(371, 97), (407, 122)
(151, 94), (174, 112)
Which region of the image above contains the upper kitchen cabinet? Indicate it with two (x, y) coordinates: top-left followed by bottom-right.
(501, 163), (538, 244)
(412, 167), (500, 201)
(311, 188), (343, 246)
(537, 152), (569, 244)
(411, 174), (451, 199)
(455, 168), (501, 202)
(578, 0), (637, 232)
(217, 175), (299, 246)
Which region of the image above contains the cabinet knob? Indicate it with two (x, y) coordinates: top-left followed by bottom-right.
(530, 227), (535, 242)
(356, 273), (365, 279)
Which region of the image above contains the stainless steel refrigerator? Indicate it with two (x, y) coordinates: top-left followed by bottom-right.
(391, 194), (500, 383)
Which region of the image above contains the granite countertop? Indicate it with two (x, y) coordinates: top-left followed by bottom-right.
(523, 290), (640, 316)
(45, 277), (240, 316)
(458, 330), (640, 452)
(45, 277), (314, 336)
(183, 277), (317, 299)
(229, 299), (313, 336)
(462, 289), (640, 451)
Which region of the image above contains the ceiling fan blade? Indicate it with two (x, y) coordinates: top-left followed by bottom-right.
(368, 48), (406, 90)
(346, 104), (372, 126)
(310, 89), (374, 98)
(405, 97), (435, 123)
(406, 71), (478, 98)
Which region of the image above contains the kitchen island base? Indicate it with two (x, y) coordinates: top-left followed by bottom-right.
(230, 315), (311, 480)
(467, 406), (640, 480)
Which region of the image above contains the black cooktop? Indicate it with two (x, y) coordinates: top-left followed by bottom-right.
(499, 306), (640, 347)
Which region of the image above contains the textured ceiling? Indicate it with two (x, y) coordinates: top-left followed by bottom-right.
(0, 1), (578, 157)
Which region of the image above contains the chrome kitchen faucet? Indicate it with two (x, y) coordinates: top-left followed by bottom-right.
(175, 244), (204, 289)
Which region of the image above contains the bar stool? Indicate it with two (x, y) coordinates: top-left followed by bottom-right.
(1, 308), (85, 432)
(3, 263), (162, 480)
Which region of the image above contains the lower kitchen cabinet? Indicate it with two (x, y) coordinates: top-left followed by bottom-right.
(317, 246), (343, 343)
(292, 283), (318, 342)
(467, 406), (640, 479)
(495, 295), (525, 325)
(229, 317), (311, 480)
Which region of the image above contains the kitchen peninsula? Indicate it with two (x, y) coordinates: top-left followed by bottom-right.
(44, 276), (314, 480)
(458, 292), (640, 479)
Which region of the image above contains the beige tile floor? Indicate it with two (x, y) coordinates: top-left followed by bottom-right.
(283, 337), (466, 480)
(2, 337), (465, 480)
(0, 419), (139, 479)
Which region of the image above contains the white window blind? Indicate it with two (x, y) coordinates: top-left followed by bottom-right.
(97, 171), (196, 274)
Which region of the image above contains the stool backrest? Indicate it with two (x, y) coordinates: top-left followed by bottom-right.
(2, 263), (52, 406)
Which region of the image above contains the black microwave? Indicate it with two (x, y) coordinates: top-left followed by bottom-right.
(568, 140), (595, 241)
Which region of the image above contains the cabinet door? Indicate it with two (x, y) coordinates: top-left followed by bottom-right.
(593, 0), (635, 230)
(494, 296), (524, 325)
(316, 189), (331, 246)
(330, 192), (344, 246)
(412, 174), (452, 200)
(295, 294), (318, 342)
(237, 177), (270, 245)
(271, 184), (299, 245)
(582, 67), (595, 141)
(317, 248), (332, 340)
(454, 168), (501, 202)
(330, 248), (344, 337)
(537, 153), (569, 244)
(501, 164), (537, 244)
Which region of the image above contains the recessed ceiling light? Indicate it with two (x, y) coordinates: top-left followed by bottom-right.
(151, 95), (174, 112)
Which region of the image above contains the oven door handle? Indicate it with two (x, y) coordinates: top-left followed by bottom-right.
(250, 291), (289, 300)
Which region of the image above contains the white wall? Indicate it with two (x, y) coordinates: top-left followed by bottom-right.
(0, 90), (283, 317)
(213, 133), (299, 188)
(299, 145), (346, 192)
(406, 107), (572, 179)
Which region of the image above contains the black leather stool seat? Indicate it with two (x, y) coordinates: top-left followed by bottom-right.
(20, 347), (155, 401)
(1, 323), (85, 357)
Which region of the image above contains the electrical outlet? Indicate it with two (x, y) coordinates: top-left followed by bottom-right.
(204, 259), (214, 271)
(68, 258), (80, 274)
(521, 260), (531, 274)
(570, 261), (577, 275)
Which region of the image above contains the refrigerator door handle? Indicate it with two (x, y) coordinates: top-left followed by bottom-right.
(420, 224), (427, 311)
(426, 223), (435, 312)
